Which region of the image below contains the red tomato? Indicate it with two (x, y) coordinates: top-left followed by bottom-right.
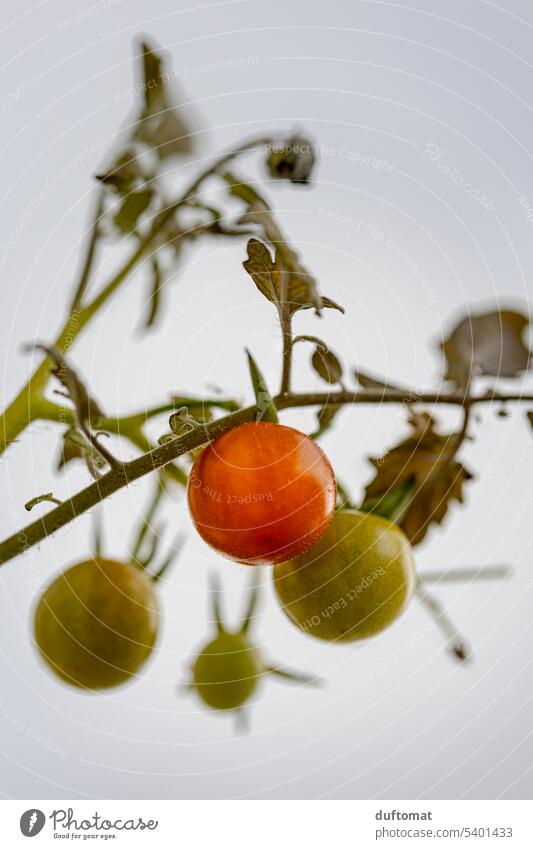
(188, 421), (336, 565)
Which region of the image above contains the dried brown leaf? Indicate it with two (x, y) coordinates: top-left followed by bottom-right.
(364, 412), (474, 545)
(440, 308), (531, 386)
(34, 344), (104, 426)
(242, 238), (343, 317)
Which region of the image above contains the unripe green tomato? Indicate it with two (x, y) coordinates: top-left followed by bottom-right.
(273, 510), (415, 642)
(192, 631), (263, 711)
(34, 558), (159, 690)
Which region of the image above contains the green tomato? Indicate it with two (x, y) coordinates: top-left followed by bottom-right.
(273, 510), (415, 642)
(185, 575), (318, 720)
(34, 558), (159, 690)
(192, 631), (263, 712)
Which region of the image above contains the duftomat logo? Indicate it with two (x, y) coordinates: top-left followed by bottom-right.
(20, 809), (46, 837)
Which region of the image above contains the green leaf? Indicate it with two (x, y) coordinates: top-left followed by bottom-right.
(114, 188), (152, 233)
(310, 404), (342, 439)
(95, 149), (143, 196)
(245, 349), (279, 423)
(360, 478), (416, 524)
(311, 346), (343, 384)
(144, 256), (164, 328)
(223, 171), (268, 207)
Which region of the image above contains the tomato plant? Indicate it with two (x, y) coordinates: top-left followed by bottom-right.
(0, 38), (529, 715)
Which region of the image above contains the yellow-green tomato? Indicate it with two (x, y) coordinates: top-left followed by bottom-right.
(34, 558), (159, 690)
(273, 510), (415, 642)
(192, 632), (263, 711)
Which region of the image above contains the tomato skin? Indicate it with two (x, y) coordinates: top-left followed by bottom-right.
(187, 421), (336, 565)
(273, 510), (416, 642)
(34, 558), (159, 690)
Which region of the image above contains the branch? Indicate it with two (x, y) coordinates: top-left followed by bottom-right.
(280, 309), (293, 395)
(0, 135), (277, 456)
(68, 187), (106, 311)
(0, 386), (532, 567)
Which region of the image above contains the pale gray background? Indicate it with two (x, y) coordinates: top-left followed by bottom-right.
(0, 0), (532, 800)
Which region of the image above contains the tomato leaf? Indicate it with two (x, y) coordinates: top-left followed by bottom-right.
(114, 188), (153, 233)
(440, 308), (531, 387)
(360, 479), (415, 524)
(310, 404), (342, 439)
(311, 346), (343, 384)
(245, 349), (279, 423)
(223, 171), (268, 207)
(31, 344), (104, 426)
(56, 428), (107, 478)
(354, 369), (414, 396)
(242, 238), (344, 317)
(143, 256), (164, 328)
(364, 412), (474, 545)
(95, 149), (144, 196)
(132, 41), (194, 159)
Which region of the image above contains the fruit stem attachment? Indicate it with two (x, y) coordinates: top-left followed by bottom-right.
(209, 573), (225, 634)
(239, 574), (262, 634)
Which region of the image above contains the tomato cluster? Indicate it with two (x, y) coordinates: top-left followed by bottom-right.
(188, 421), (415, 643)
(33, 421), (415, 703)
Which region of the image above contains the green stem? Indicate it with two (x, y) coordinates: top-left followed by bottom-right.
(0, 135), (276, 457)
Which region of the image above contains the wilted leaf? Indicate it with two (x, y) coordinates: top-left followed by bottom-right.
(57, 428), (107, 478)
(242, 238), (344, 317)
(132, 41), (194, 159)
(311, 346), (343, 384)
(310, 404), (342, 439)
(245, 349), (279, 423)
(527, 411), (533, 431)
(242, 238), (281, 304)
(354, 369), (414, 396)
(364, 412), (474, 545)
(114, 188), (152, 233)
(440, 308), (531, 386)
(266, 135), (316, 184)
(33, 345), (104, 426)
